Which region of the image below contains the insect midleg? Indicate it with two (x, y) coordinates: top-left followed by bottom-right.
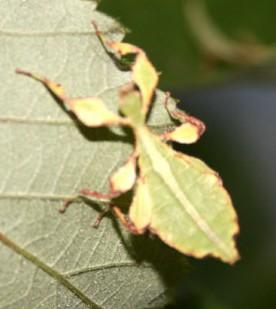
(59, 187), (138, 230)
(111, 205), (140, 234)
(79, 188), (120, 201)
(91, 208), (110, 228)
(91, 203), (141, 233)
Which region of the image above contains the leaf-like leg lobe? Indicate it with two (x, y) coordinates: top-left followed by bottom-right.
(16, 69), (127, 128)
(110, 154), (137, 193)
(16, 69), (67, 103)
(92, 22), (158, 115)
(161, 92), (206, 144)
(164, 93), (205, 130)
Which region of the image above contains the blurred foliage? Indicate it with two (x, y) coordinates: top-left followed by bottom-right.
(99, 0), (276, 88)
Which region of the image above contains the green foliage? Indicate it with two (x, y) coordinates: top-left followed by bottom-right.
(100, 0), (276, 87)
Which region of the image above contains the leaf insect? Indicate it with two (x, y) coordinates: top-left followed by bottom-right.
(16, 22), (239, 264)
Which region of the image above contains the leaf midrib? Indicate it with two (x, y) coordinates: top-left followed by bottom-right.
(0, 232), (101, 309)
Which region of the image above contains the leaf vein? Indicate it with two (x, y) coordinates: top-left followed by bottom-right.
(66, 261), (145, 277)
(0, 232), (101, 309)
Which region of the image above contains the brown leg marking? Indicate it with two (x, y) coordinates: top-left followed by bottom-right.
(80, 188), (120, 201)
(58, 187), (117, 214)
(59, 188), (138, 235)
(111, 205), (140, 235)
(92, 209), (110, 228)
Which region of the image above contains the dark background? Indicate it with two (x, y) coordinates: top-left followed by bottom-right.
(174, 82), (276, 308)
(99, 1), (276, 308)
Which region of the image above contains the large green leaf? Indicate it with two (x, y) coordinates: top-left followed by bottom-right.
(0, 1), (185, 308)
